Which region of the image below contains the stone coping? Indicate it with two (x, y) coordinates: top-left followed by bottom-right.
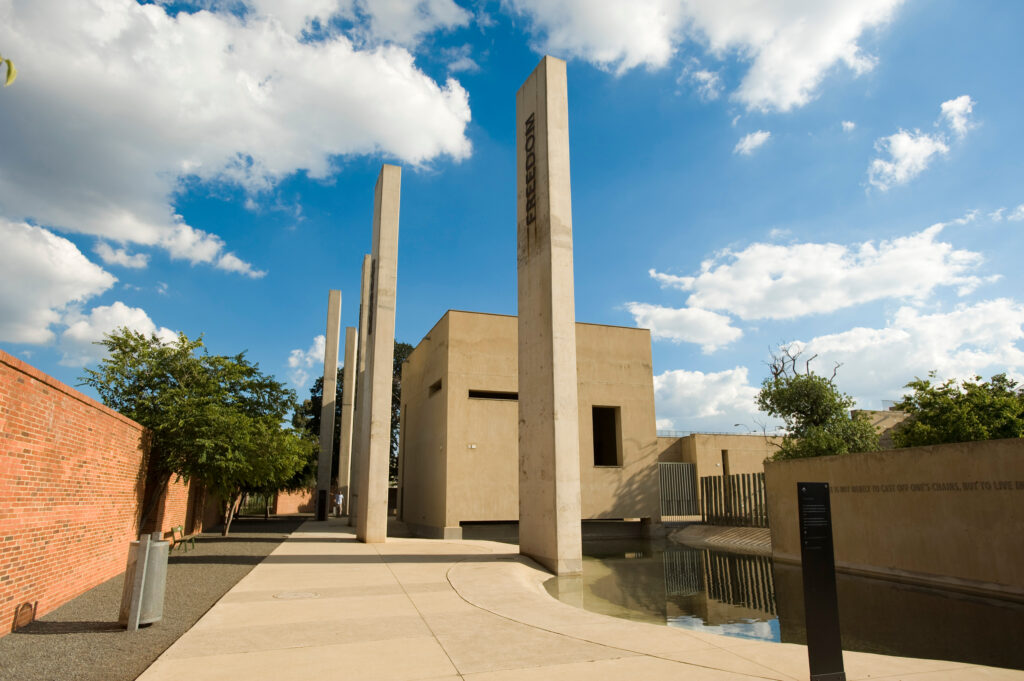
(0, 347), (144, 430)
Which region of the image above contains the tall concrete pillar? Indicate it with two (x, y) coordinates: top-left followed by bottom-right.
(335, 326), (358, 516)
(356, 164), (401, 543)
(516, 56), (583, 575)
(349, 254), (373, 528)
(316, 289), (342, 520)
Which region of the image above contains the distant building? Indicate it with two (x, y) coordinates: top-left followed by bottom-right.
(851, 408), (911, 449)
(397, 310), (662, 539)
(657, 433), (779, 479)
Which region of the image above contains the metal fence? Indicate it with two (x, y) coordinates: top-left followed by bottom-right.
(659, 462), (699, 516)
(238, 492), (275, 516)
(700, 473), (769, 527)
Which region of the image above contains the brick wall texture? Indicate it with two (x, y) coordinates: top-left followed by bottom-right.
(0, 349), (191, 636)
(156, 476), (193, 537)
(274, 488), (315, 514)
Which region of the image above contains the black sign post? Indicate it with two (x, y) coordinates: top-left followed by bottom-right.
(797, 482), (846, 681)
(317, 489), (329, 521)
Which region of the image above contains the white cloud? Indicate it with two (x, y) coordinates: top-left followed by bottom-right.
(507, 0), (902, 111)
(507, 0), (682, 75)
(442, 44), (481, 73)
(353, 0), (472, 47)
(841, 120), (856, 132)
(1008, 205), (1024, 222)
(649, 223), (990, 321)
(0, 219), (116, 344)
(940, 94), (975, 137)
(868, 96), (977, 190)
(232, 0), (353, 36)
(734, 130), (771, 155)
(168, 0), (472, 48)
(216, 252), (267, 279)
(59, 302), (177, 366)
(287, 334), (329, 387)
(626, 302), (742, 353)
(653, 367), (761, 430)
(868, 129), (949, 190)
(683, 1), (902, 112)
(94, 242), (149, 269)
(691, 69), (722, 100)
(950, 209), (978, 226)
(802, 299), (1024, 402)
(679, 59), (722, 100)
(0, 1), (472, 276)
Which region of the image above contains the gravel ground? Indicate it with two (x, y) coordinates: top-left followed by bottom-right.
(0, 516), (306, 681)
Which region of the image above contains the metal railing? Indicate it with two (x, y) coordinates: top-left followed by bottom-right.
(700, 473), (769, 528)
(238, 493), (275, 516)
(659, 462), (699, 516)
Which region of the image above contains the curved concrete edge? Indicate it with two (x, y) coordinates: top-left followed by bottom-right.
(669, 525), (772, 557)
(445, 544), (1024, 681)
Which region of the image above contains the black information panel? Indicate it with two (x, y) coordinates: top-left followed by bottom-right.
(798, 482), (846, 681)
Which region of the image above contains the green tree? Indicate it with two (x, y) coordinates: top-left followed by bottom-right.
(81, 328), (313, 534)
(291, 341), (414, 484)
(891, 372), (1024, 447)
(756, 345), (879, 460)
(391, 342), (414, 480)
(1, 52), (15, 87)
(289, 369), (343, 490)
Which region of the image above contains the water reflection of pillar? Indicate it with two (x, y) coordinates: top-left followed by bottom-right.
(700, 550), (777, 616)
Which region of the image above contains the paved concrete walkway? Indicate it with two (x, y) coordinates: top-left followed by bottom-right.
(138, 519), (1022, 680)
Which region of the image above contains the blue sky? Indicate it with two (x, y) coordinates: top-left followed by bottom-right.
(2, 0), (1023, 433)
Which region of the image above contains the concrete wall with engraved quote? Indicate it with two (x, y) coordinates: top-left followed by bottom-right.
(765, 438), (1024, 599)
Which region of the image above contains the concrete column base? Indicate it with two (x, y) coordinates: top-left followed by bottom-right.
(405, 522), (463, 540)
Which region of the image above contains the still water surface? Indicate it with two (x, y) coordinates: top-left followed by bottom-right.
(543, 538), (1024, 670)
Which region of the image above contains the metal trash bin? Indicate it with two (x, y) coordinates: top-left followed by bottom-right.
(118, 537), (170, 627)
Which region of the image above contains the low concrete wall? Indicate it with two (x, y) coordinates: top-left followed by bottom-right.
(765, 439), (1024, 599)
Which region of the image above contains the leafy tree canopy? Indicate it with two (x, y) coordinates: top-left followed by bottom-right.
(757, 345), (879, 460)
(891, 372), (1024, 448)
(81, 328), (313, 534)
(1, 52), (15, 87)
(292, 341), (414, 484)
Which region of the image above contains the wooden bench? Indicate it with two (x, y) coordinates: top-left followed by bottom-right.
(169, 525), (196, 552)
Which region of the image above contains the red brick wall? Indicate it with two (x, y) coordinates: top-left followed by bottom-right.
(274, 488), (315, 514)
(0, 350), (148, 636)
(155, 477), (192, 538)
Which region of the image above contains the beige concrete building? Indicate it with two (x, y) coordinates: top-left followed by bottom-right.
(851, 407), (910, 449)
(398, 310), (661, 539)
(657, 433), (778, 478)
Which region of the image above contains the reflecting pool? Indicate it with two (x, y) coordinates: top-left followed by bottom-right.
(543, 538), (1024, 670)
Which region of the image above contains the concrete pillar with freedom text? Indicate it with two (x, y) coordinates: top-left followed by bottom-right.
(515, 55), (583, 575)
(356, 164), (401, 543)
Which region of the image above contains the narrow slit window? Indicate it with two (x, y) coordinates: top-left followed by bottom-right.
(468, 390), (518, 400)
(592, 406), (621, 467)
(428, 379), (442, 397)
